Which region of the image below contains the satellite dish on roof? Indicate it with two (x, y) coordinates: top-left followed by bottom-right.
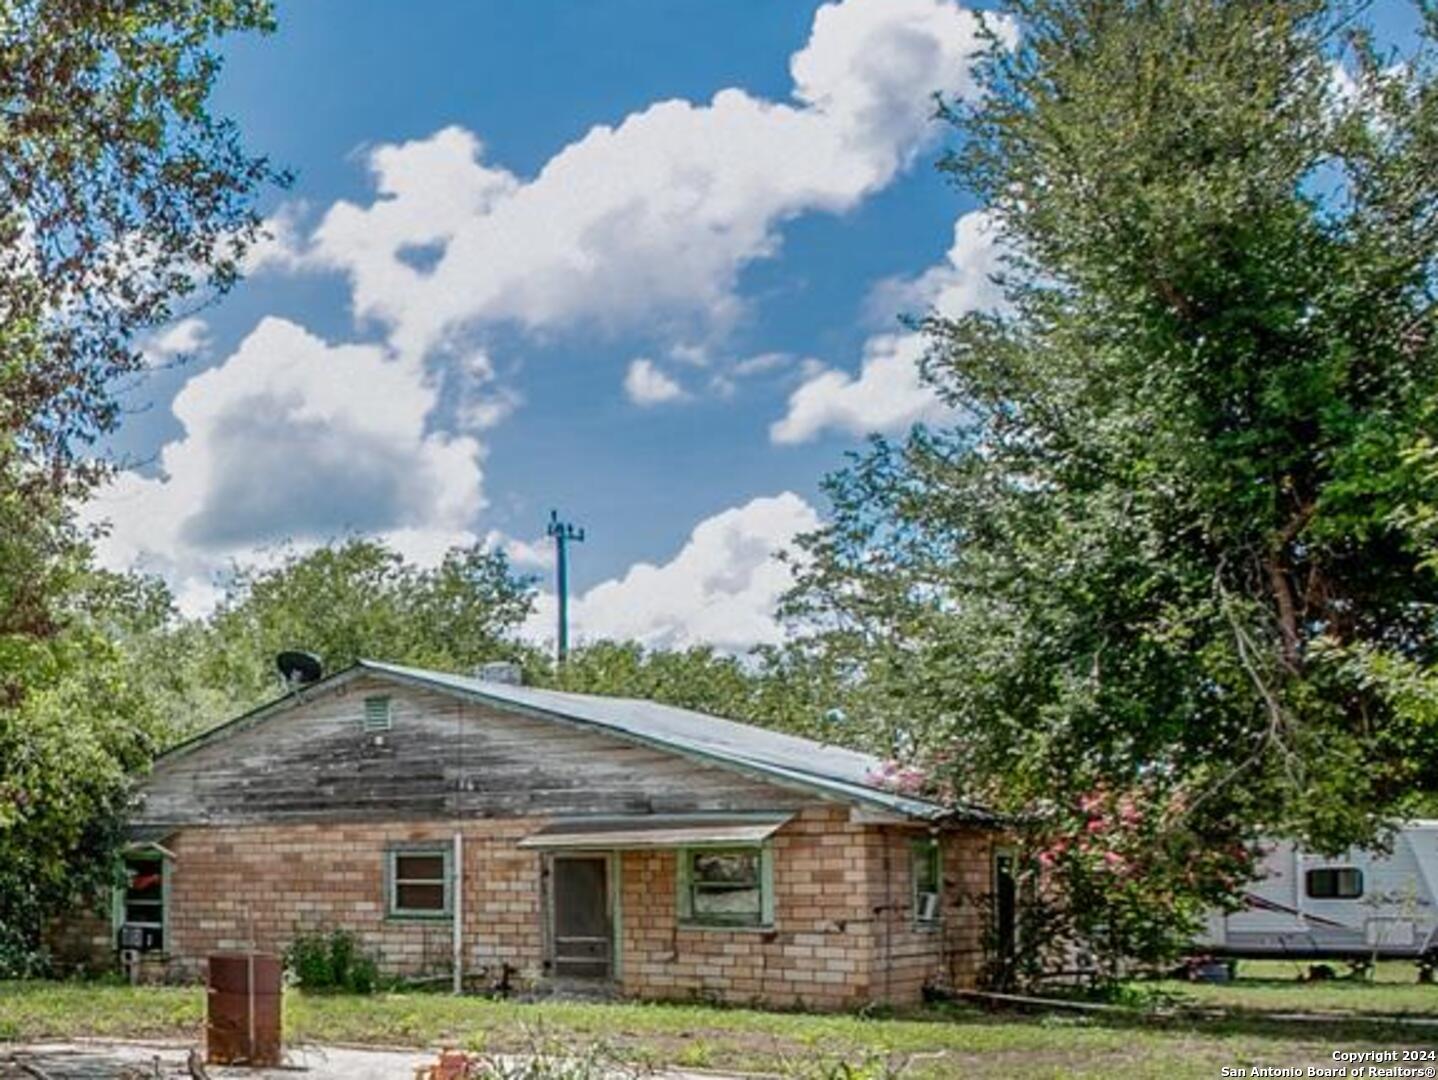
(276, 650), (323, 688)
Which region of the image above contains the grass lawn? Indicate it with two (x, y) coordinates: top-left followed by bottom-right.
(1, 979), (1433, 1079)
(1139, 959), (1438, 1018)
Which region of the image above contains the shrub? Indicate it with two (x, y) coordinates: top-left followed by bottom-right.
(283, 929), (380, 993)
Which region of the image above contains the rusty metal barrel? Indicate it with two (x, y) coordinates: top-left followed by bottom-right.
(206, 953), (282, 1067)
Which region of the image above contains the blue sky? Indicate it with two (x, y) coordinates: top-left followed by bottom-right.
(89, 0), (1423, 650)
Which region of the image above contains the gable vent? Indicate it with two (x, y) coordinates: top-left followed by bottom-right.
(363, 695), (393, 733)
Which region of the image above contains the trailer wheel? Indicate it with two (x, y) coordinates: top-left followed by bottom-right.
(1419, 952), (1436, 985)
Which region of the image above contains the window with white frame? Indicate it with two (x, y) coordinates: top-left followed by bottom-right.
(387, 848), (450, 917)
(912, 838), (942, 925)
(678, 847), (773, 928)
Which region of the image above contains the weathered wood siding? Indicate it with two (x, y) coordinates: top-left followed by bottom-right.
(138, 676), (814, 825)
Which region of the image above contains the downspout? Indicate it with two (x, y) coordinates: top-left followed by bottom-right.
(453, 830), (464, 995)
(453, 698), (465, 996)
(883, 832), (893, 1004)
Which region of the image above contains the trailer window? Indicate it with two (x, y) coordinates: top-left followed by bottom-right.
(1306, 867), (1363, 899)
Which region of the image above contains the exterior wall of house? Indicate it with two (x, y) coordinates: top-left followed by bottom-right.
(53, 810), (995, 1006)
(621, 807), (996, 1007)
(46, 908), (113, 978)
(146, 819), (546, 986)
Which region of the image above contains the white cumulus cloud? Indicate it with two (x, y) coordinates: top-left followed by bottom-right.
(771, 208), (1004, 443)
(263, 0), (1001, 358)
(482, 530), (553, 572)
(524, 492), (819, 653)
(624, 358), (688, 406)
(84, 317), (485, 608)
(141, 316), (211, 367)
(770, 332), (949, 444)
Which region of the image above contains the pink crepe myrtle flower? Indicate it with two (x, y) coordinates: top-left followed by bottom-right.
(866, 761), (899, 785)
(891, 766), (927, 794)
(1077, 791), (1105, 815)
(866, 760), (928, 795)
(1117, 796), (1142, 826)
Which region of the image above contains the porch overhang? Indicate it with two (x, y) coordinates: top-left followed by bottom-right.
(518, 813), (792, 851)
(123, 824), (178, 860)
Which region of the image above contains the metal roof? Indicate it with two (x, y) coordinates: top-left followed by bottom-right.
(356, 659), (988, 822)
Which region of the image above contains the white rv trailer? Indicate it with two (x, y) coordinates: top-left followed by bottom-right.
(1195, 821), (1438, 964)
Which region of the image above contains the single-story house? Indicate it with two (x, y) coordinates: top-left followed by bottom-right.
(53, 659), (1013, 1008)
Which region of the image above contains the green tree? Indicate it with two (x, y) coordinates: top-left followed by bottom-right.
(548, 641), (756, 713)
(0, 0), (283, 973)
(0, 0), (286, 502)
(788, 0), (1438, 979)
(0, 564), (180, 974)
(192, 538), (538, 720)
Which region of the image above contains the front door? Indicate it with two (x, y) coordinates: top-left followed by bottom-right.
(551, 855), (612, 980)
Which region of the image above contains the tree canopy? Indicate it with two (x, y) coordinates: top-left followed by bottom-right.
(0, 0), (283, 974)
(135, 541), (857, 750)
(786, 0), (1438, 978)
(186, 538), (538, 721)
(0, 0), (286, 499)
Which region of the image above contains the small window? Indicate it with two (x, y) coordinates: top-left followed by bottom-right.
(387, 848), (450, 917)
(117, 855), (165, 952)
(363, 695), (392, 733)
(678, 847), (772, 928)
(1306, 867), (1363, 899)
(912, 838), (941, 925)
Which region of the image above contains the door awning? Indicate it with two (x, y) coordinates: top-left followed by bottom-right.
(123, 824), (178, 860)
(518, 814), (791, 851)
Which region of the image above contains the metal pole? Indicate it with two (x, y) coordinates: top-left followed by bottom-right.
(556, 525), (569, 661)
(546, 510), (585, 664)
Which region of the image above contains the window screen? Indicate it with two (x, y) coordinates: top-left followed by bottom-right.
(388, 849), (449, 915)
(123, 857), (164, 928)
(118, 855), (165, 952)
(682, 848), (768, 927)
(912, 839), (941, 923)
